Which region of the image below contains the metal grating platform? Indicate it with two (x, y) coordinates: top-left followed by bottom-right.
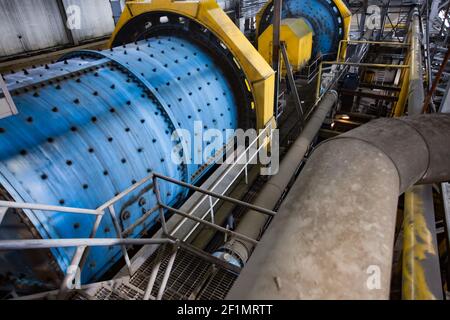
(73, 245), (238, 300)
(197, 268), (238, 300)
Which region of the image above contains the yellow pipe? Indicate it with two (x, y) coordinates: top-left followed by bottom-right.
(401, 9), (443, 300)
(394, 54), (411, 117)
(402, 187), (440, 300)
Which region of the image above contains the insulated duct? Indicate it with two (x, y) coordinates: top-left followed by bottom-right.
(228, 113), (450, 299)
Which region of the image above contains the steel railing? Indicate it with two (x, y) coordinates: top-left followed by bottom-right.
(169, 123), (274, 241)
(142, 172), (276, 300)
(0, 172), (174, 299)
(0, 124), (277, 300)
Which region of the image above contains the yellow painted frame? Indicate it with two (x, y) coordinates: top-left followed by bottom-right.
(109, 0), (275, 130)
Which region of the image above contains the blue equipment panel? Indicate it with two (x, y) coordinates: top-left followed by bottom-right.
(260, 0), (345, 58)
(0, 36), (238, 283)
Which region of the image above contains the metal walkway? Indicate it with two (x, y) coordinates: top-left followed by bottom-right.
(72, 243), (239, 300)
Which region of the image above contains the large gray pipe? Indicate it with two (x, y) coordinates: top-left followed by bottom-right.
(409, 8), (425, 115)
(216, 91), (338, 265)
(227, 114), (450, 299)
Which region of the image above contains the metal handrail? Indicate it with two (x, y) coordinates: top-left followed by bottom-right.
(169, 123), (274, 240)
(0, 200), (100, 216)
(97, 174), (155, 211)
(182, 133), (272, 241)
(0, 173), (159, 298)
(294, 53), (336, 85)
(0, 173), (155, 222)
(0, 127), (277, 299)
(154, 173), (276, 217)
(0, 238), (174, 250)
(142, 172), (277, 300)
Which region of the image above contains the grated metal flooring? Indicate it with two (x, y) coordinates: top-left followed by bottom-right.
(73, 245), (238, 300)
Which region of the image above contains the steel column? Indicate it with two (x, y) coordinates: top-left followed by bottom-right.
(423, 47), (450, 113)
(273, 0), (282, 119)
(56, 0), (79, 46)
(359, 0), (368, 36)
(377, 0), (391, 40)
(401, 10), (443, 300)
(110, 0), (124, 25)
(280, 42), (304, 122)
